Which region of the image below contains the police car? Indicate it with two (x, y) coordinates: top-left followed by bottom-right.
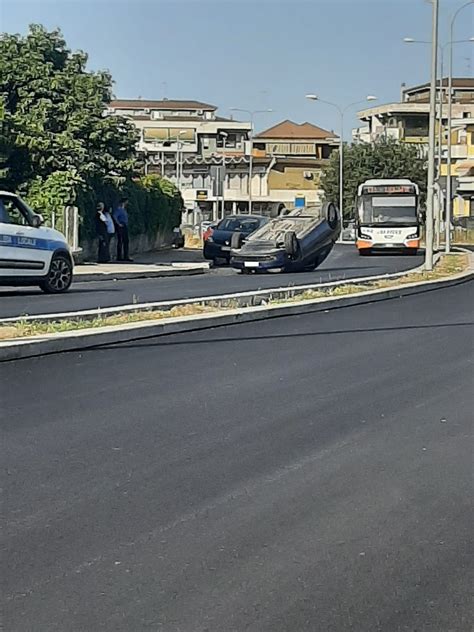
(0, 191), (74, 293)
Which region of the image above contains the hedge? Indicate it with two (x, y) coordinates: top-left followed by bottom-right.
(26, 172), (183, 241)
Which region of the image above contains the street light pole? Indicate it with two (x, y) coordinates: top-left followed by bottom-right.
(305, 95), (377, 230)
(446, 1), (474, 253)
(338, 110), (344, 232)
(230, 108), (273, 214)
(425, 0), (439, 271)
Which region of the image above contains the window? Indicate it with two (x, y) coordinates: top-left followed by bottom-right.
(143, 127), (196, 143)
(404, 115), (428, 138)
(218, 217), (264, 232)
(359, 195), (417, 224)
(217, 133), (238, 148)
(0, 197), (30, 226)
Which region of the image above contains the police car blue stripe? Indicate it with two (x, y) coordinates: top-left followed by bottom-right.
(0, 234), (67, 251)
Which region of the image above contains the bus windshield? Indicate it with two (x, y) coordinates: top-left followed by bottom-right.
(359, 195), (418, 225)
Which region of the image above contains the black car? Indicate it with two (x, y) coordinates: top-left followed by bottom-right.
(231, 202), (340, 273)
(203, 215), (269, 264)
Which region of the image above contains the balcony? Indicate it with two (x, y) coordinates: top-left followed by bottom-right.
(457, 176), (474, 193)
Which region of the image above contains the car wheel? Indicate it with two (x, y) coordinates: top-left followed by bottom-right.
(231, 232), (243, 249)
(408, 248), (418, 256)
(39, 254), (73, 293)
(323, 202), (339, 229)
(284, 231), (299, 258)
(358, 249), (371, 256)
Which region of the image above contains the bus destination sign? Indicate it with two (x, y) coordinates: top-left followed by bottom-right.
(365, 185), (414, 194)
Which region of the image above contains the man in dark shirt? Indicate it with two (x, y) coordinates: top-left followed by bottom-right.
(113, 197), (133, 262)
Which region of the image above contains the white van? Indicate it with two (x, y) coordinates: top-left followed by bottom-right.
(0, 191), (74, 293)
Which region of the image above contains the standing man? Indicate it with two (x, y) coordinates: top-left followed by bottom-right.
(113, 197), (133, 262)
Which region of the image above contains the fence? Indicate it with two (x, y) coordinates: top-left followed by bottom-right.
(50, 205), (80, 253)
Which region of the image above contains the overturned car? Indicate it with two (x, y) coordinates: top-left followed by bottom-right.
(230, 202), (340, 273)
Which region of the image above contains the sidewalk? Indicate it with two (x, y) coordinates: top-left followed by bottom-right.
(74, 249), (209, 282)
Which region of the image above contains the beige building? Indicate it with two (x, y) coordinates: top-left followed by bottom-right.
(354, 78), (474, 145)
(253, 120), (339, 209)
(450, 117), (474, 219)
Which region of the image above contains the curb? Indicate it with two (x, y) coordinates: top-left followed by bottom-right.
(73, 264), (209, 283)
(1, 266), (472, 363)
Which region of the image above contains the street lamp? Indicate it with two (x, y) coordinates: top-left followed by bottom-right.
(230, 108), (273, 213)
(220, 131), (228, 218)
(305, 94), (377, 231)
(446, 1), (474, 253)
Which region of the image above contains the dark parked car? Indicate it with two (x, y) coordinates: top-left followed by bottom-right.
(203, 215), (269, 264)
(231, 202), (340, 273)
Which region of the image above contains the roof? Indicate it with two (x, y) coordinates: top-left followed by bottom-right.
(109, 99), (217, 111)
(404, 77), (474, 94)
(255, 119), (336, 140)
(357, 102), (430, 119)
(361, 178), (416, 186)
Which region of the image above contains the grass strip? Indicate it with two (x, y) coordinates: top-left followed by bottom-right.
(0, 254), (469, 342)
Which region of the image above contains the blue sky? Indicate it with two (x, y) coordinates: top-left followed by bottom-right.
(2, 0), (473, 136)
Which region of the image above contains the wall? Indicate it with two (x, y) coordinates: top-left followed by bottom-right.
(79, 228), (175, 262)
(267, 166), (322, 191)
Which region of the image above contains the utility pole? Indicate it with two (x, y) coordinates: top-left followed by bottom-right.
(425, 0), (439, 271)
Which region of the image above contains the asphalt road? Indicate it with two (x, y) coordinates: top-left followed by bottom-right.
(2, 281), (473, 631)
(0, 244), (423, 318)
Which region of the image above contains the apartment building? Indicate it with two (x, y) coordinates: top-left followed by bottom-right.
(107, 100), (339, 222)
(353, 78), (474, 218)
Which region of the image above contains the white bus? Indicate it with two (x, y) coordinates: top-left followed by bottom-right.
(355, 179), (421, 255)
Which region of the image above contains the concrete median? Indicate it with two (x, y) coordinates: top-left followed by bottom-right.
(1, 255), (472, 363)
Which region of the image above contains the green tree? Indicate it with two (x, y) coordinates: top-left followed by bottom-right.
(0, 24), (139, 191)
(321, 138), (428, 220)
(26, 171), (84, 226)
(0, 25), (182, 244)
